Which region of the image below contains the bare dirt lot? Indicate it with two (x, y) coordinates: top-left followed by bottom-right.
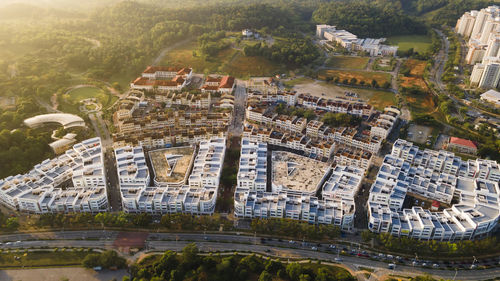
(290, 79), (396, 110)
(407, 124), (432, 144)
(0, 267), (127, 281)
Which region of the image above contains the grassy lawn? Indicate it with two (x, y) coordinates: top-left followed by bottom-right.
(222, 54), (284, 78)
(318, 69), (391, 86)
(59, 86), (117, 114)
(326, 56), (369, 69)
(357, 88), (397, 110)
(67, 87), (102, 102)
(163, 40), (283, 78)
(109, 71), (136, 91)
(283, 77), (316, 89)
(163, 41), (237, 74)
(386, 35), (432, 53)
(0, 250), (93, 268)
(372, 58), (395, 71)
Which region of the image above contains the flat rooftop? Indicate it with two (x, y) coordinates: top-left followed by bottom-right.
(149, 146), (194, 184)
(271, 151), (330, 193)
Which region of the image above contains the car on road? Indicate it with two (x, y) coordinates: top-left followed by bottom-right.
(335, 257), (343, 262)
(329, 244), (336, 249)
(311, 246), (318, 251)
(288, 240), (295, 244)
(433, 264), (439, 268)
(388, 264), (396, 270)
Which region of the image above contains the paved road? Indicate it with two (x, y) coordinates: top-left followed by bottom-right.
(228, 81), (247, 137)
(1, 233), (497, 281)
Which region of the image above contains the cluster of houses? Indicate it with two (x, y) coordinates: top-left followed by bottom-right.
(113, 108), (230, 150)
(235, 87), (401, 230)
(114, 66), (238, 149)
(0, 138), (108, 214)
(234, 137), (365, 230)
(113, 93), (231, 150)
(368, 139), (500, 240)
(246, 101), (399, 157)
(115, 137), (225, 214)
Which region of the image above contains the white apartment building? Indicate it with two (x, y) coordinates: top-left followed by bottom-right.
(114, 137), (226, 215)
(479, 62), (500, 88)
(189, 138), (226, 188)
(237, 138), (267, 192)
(334, 145), (373, 170)
(368, 139), (500, 240)
(370, 107), (400, 139)
(457, 6), (500, 88)
(0, 138), (108, 214)
(234, 143), (365, 230)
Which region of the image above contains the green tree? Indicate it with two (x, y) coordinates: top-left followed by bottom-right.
(4, 217), (19, 230)
(286, 263), (303, 281)
(259, 271), (273, 281)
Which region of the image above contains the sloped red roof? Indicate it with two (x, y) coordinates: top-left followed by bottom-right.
(177, 67), (192, 75)
(206, 76), (222, 83)
(173, 76), (185, 83)
(202, 85), (219, 91)
(155, 80), (179, 86)
(449, 137), (477, 149)
(219, 76), (235, 89)
(132, 77), (153, 85)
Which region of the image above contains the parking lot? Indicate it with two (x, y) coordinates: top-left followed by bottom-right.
(407, 124), (432, 144)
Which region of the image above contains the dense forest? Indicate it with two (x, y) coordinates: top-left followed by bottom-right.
(312, 1), (427, 37)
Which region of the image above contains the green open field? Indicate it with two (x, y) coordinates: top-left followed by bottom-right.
(326, 56), (369, 69)
(163, 40), (282, 78)
(386, 35), (432, 53)
(0, 250), (93, 268)
(318, 69), (391, 86)
(222, 55), (284, 78)
(68, 87), (102, 101)
(59, 86), (117, 114)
